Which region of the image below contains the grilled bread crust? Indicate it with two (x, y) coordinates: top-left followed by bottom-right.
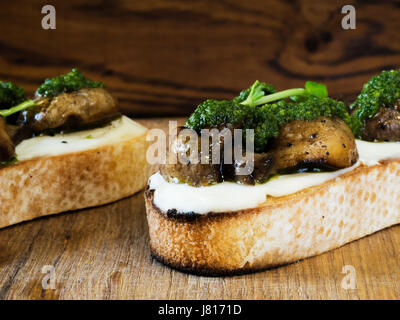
(145, 160), (400, 276)
(0, 130), (148, 229)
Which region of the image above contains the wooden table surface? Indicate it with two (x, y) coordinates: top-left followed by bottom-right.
(0, 118), (400, 300)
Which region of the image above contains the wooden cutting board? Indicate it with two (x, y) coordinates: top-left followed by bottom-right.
(0, 118), (399, 300)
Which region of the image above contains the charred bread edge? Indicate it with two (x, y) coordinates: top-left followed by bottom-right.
(0, 130), (148, 229)
(149, 246), (289, 277)
(146, 189), (303, 276)
(145, 159), (400, 276)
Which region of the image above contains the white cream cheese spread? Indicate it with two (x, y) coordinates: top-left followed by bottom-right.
(16, 116), (147, 161)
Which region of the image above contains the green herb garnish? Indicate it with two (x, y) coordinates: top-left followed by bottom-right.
(235, 81), (276, 106)
(0, 81), (37, 117)
(0, 100), (37, 117)
(239, 80), (328, 107)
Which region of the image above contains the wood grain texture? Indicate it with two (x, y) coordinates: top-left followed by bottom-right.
(0, 0), (400, 117)
(0, 118), (400, 300)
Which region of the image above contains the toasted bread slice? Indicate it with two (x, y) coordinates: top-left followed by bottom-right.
(145, 160), (400, 276)
(0, 119), (148, 229)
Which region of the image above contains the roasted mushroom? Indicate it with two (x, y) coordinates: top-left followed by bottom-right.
(229, 152), (275, 185)
(161, 117), (359, 186)
(272, 117), (358, 170)
(160, 125), (277, 186)
(160, 126), (223, 186)
(361, 105), (400, 141)
(0, 117), (15, 162)
(18, 88), (120, 133)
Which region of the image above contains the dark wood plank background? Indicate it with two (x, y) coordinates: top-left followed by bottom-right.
(0, 0), (399, 117)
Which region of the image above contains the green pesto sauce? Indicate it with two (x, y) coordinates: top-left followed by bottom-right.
(185, 87), (350, 153)
(351, 69), (400, 137)
(0, 81), (26, 109)
(36, 68), (105, 98)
